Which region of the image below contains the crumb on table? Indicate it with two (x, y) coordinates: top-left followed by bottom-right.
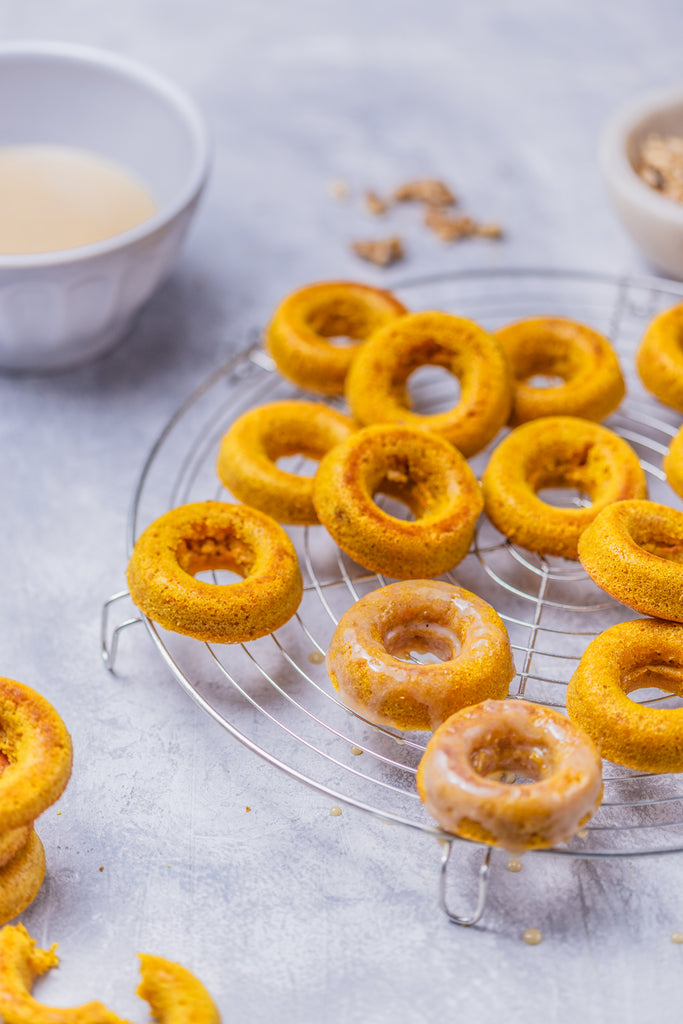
(351, 236), (405, 266)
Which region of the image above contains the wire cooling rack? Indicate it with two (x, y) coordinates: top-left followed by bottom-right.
(102, 267), (683, 923)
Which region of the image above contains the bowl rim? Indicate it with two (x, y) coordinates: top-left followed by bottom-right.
(0, 39), (211, 269)
(599, 84), (683, 227)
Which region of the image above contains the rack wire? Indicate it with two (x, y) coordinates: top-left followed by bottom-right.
(102, 268), (683, 924)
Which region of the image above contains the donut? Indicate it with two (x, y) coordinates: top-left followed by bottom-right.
(0, 832), (45, 929)
(0, 677), (72, 833)
(578, 499), (683, 621)
(481, 416), (647, 559)
(127, 501), (303, 643)
(636, 302), (683, 412)
(496, 316), (625, 425)
(566, 618), (683, 772)
(312, 423), (483, 579)
(345, 310), (512, 457)
(664, 425), (683, 499)
(138, 954), (221, 1024)
(216, 400), (355, 524)
(416, 699), (603, 851)
(325, 580), (515, 730)
(266, 281), (407, 395)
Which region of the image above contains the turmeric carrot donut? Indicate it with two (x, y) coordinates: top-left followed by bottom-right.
(326, 581), (515, 731)
(416, 699), (602, 851)
(636, 302), (683, 412)
(312, 423), (483, 579)
(481, 416), (648, 559)
(0, 833), (46, 929)
(566, 618), (683, 772)
(216, 400), (355, 524)
(578, 499), (683, 621)
(127, 501), (303, 643)
(138, 954), (221, 1023)
(496, 316), (625, 425)
(266, 281), (407, 395)
(664, 425), (683, 499)
(345, 311), (512, 457)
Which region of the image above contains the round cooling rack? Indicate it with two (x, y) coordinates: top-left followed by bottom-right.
(102, 267), (683, 922)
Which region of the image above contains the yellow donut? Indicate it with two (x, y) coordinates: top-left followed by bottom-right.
(313, 423), (483, 579)
(0, 833), (46, 929)
(416, 699), (602, 851)
(496, 316), (625, 425)
(127, 501), (303, 643)
(325, 580), (515, 730)
(345, 310), (512, 457)
(566, 618), (683, 772)
(137, 954), (221, 1023)
(636, 302), (683, 411)
(266, 280), (407, 395)
(578, 499), (683, 621)
(216, 400), (355, 524)
(664, 425), (683, 499)
(481, 416), (647, 559)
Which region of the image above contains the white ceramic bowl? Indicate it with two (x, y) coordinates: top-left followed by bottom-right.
(0, 41), (209, 371)
(600, 86), (683, 280)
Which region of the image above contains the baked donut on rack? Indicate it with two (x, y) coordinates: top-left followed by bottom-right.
(127, 501), (303, 643)
(216, 399), (355, 524)
(325, 580), (515, 731)
(416, 699), (603, 851)
(345, 310), (512, 457)
(481, 416), (647, 559)
(312, 423), (483, 579)
(636, 302), (683, 412)
(496, 316), (625, 425)
(578, 499), (683, 621)
(265, 280), (407, 395)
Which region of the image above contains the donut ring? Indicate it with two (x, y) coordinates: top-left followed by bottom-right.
(138, 954), (221, 1023)
(636, 303), (683, 411)
(496, 316), (625, 425)
(0, 678), (72, 833)
(216, 400), (355, 524)
(127, 501), (303, 643)
(664, 425), (683, 499)
(345, 311), (512, 457)
(325, 580), (515, 730)
(566, 618), (683, 772)
(416, 699), (603, 851)
(0, 833), (46, 929)
(481, 416), (648, 559)
(266, 281), (407, 395)
(578, 499), (683, 621)
(312, 423), (484, 579)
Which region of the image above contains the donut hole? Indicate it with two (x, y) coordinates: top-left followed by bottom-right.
(470, 737), (552, 784)
(524, 374), (567, 389)
(176, 536), (255, 581)
(536, 485), (592, 509)
(628, 520), (683, 564)
(383, 621), (461, 664)
(406, 364), (461, 414)
(305, 300), (378, 343)
(622, 664), (683, 708)
(276, 453), (320, 478)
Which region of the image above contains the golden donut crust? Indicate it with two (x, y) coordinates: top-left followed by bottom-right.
(345, 311), (512, 457)
(325, 580), (515, 730)
(496, 316), (625, 425)
(313, 423), (484, 579)
(578, 499), (683, 621)
(481, 416), (648, 559)
(216, 400), (356, 524)
(416, 699), (603, 851)
(0, 678), (72, 833)
(127, 501), (303, 643)
(636, 303), (683, 412)
(137, 954), (221, 1023)
(664, 425), (683, 499)
(566, 618), (683, 772)
(266, 280), (407, 395)
(0, 833), (45, 929)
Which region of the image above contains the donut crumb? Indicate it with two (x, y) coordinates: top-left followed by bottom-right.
(393, 178), (456, 206)
(351, 236), (405, 267)
(522, 928), (543, 945)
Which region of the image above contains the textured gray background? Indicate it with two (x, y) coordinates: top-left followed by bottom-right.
(0, 1), (682, 1020)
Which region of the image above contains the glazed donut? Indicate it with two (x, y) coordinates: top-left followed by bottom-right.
(127, 501), (303, 643)
(578, 499), (683, 621)
(481, 416), (647, 559)
(496, 316), (625, 425)
(566, 618), (683, 772)
(0, 678), (72, 833)
(636, 302), (683, 411)
(266, 280), (407, 395)
(216, 400), (355, 524)
(312, 423), (483, 579)
(325, 580), (515, 731)
(345, 310), (512, 457)
(664, 425), (683, 499)
(0, 833), (46, 929)
(416, 699), (603, 851)
(138, 954), (221, 1024)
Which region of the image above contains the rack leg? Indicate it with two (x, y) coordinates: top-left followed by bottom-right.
(101, 591), (142, 673)
(439, 840), (493, 926)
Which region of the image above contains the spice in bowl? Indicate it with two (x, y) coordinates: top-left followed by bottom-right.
(637, 133), (683, 203)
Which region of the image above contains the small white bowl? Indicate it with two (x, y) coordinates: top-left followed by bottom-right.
(0, 41), (210, 372)
(600, 86), (683, 280)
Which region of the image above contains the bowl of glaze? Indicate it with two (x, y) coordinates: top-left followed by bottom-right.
(0, 41), (209, 371)
(600, 86), (683, 280)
